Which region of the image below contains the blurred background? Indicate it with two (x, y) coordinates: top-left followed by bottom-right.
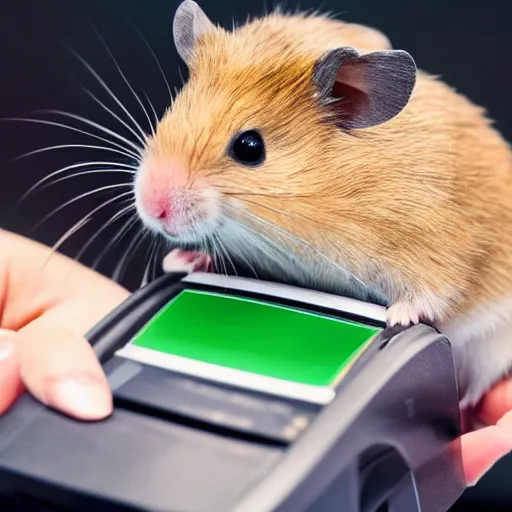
(0, 0), (510, 508)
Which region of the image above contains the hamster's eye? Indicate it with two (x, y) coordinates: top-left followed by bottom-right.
(229, 130), (265, 166)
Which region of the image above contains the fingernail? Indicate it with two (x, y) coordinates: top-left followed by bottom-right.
(45, 375), (112, 420)
(0, 337), (15, 362)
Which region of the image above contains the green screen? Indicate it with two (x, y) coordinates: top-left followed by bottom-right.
(131, 289), (380, 387)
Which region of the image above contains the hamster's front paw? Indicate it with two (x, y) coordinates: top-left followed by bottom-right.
(386, 294), (442, 328)
(386, 301), (422, 327)
(162, 249), (213, 274)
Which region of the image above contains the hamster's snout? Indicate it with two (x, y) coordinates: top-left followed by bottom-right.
(134, 156), (221, 243)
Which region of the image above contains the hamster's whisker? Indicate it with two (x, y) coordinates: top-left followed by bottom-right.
(112, 227), (148, 283)
(140, 91), (157, 137)
(91, 26), (154, 139)
(43, 196), (133, 274)
(32, 184), (133, 233)
(68, 47), (149, 144)
(5, 117), (141, 161)
(210, 235), (227, 276)
(82, 87), (148, 148)
(69, 199), (136, 264)
(140, 238), (159, 287)
(177, 68), (186, 88)
(170, 87), (181, 111)
(262, 0), (269, 16)
(209, 236), (223, 276)
(232, 196), (312, 228)
(142, 91), (159, 134)
(49, 217), (92, 257)
(20, 161), (137, 202)
(222, 212), (293, 274)
(149, 239), (161, 284)
(36, 110), (144, 156)
(14, 144), (139, 163)
(231, 205), (373, 293)
(91, 213), (139, 271)
(36, 199), (134, 287)
(234, 219), (295, 267)
(150, 238), (164, 281)
(41, 169), (135, 192)
(218, 222), (260, 279)
(240, 207), (339, 267)
(203, 237), (214, 269)
(127, 20), (173, 104)
(215, 233), (238, 277)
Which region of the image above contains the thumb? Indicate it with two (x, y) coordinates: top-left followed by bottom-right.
(17, 315), (112, 421)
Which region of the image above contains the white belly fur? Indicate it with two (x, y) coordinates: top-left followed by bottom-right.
(439, 296), (512, 409)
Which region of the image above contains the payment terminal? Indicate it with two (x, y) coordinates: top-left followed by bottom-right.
(0, 271), (465, 511)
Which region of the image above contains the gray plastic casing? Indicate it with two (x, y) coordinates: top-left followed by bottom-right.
(0, 273), (465, 512)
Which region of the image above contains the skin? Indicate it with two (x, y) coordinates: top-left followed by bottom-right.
(462, 383), (512, 486)
(0, 228), (128, 419)
(0, 228), (509, 486)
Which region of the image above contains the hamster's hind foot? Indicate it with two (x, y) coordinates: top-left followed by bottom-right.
(162, 248), (213, 274)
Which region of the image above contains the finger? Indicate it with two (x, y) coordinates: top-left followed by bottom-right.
(497, 409), (512, 428)
(0, 333), (24, 415)
(461, 417), (512, 486)
(17, 315), (112, 421)
(475, 379), (512, 425)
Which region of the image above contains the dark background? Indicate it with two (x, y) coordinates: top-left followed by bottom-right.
(0, 0), (511, 508)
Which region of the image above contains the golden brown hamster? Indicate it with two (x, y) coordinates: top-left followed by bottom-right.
(134, 0), (512, 409)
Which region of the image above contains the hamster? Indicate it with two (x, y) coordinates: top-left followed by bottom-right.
(133, 0), (512, 409)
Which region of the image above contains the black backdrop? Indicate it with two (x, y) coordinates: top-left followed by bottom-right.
(0, 0), (511, 508)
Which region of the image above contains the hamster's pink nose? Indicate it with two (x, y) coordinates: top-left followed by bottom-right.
(142, 195), (174, 222)
(156, 204), (173, 221)
(137, 156), (189, 222)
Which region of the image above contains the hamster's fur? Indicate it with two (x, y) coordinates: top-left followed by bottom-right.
(134, 1), (512, 408)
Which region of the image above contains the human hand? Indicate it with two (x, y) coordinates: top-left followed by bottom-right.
(0, 229), (129, 420)
(461, 379), (512, 486)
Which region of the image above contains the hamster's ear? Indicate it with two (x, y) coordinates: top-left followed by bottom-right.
(173, 0), (216, 66)
(313, 47), (417, 129)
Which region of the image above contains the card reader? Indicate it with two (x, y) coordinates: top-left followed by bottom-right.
(0, 272), (465, 511)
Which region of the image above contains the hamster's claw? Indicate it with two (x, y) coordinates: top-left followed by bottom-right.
(386, 300), (421, 327)
(162, 249), (213, 274)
